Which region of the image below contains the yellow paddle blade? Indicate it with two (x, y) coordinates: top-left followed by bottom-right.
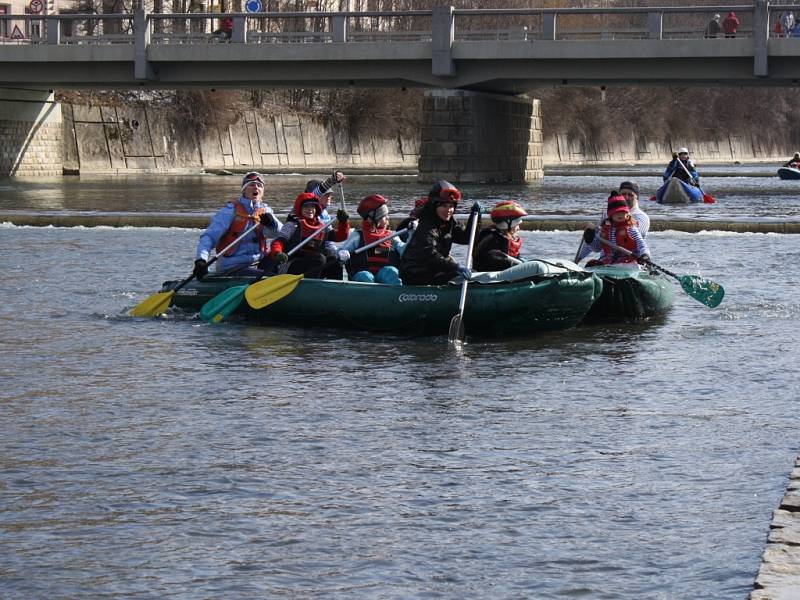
(244, 274), (304, 310)
(130, 290), (175, 317)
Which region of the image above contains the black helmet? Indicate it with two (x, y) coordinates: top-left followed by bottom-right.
(428, 180), (462, 205)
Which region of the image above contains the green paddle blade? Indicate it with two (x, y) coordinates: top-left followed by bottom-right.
(679, 275), (725, 308)
(244, 274), (304, 310)
(199, 285), (247, 324)
(130, 290), (175, 317)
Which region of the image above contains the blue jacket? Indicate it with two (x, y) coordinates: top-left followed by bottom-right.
(663, 158), (699, 184)
(195, 197), (282, 273)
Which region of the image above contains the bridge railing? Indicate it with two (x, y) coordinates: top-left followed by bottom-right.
(1, 4), (788, 46)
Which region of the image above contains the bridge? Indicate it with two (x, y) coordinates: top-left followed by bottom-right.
(1, 2), (799, 91)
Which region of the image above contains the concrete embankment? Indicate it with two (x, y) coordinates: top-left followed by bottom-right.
(2, 211), (799, 233)
(750, 457), (800, 600)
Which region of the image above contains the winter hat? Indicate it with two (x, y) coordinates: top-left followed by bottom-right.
(241, 171), (265, 192)
(410, 197), (428, 217)
(304, 179), (322, 194)
(606, 191), (630, 217)
(618, 181), (640, 195)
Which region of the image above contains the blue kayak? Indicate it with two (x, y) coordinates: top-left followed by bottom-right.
(778, 167), (800, 180)
(655, 177), (704, 204)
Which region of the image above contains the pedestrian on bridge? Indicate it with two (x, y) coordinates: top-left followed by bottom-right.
(704, 14), (721, 38)
(722, 12), (740, 38)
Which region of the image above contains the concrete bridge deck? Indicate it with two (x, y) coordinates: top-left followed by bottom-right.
(2, 3), (800, 91)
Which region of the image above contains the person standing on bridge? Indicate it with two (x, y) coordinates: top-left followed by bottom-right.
(194, 171), (282, 279)
(722, 11), (740, 38)
(704, 14), (721, 38)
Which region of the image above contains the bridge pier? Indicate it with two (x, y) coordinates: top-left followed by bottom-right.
(417, 90), (543, 184)
(0, 88), (62, 177)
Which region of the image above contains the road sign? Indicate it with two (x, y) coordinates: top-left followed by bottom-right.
(28, 0), (43, 13)
(245, 0), (262, 13)
(11, 24), (25, 39)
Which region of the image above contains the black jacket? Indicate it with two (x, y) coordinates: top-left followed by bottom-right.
(472, 228), (519, 272)
(399, 203), (478, 281)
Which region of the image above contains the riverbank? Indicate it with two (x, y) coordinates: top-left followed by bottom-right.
(2, 211), (799, 234)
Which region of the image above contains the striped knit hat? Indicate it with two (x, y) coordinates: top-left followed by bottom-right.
(607, 191), (630, 217)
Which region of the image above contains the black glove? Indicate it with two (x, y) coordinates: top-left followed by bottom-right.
(331, 170), (345, 184)
(193, 259), (208, 280)
(259, 212), (276, 228)
(637, 254), (651, 265)
(275, 252), (288, 264)
(583, 227), (595, 244)
(336, 209), (349, 222)
(471, 201), (482, 215)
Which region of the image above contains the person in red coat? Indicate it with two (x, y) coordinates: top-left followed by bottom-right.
(722, 12), (740, 38)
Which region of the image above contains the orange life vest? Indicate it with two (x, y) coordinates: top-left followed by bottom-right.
(600, 220), (638, 265)
(216, 201), (267, 256)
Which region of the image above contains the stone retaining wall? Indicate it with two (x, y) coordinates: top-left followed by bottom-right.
(62, 103), (419, 174)
(0, 89), (62, 177)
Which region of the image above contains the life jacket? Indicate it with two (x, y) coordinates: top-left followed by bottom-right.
(288, 217), (328, 254)
(216, 200), (267, 256)
(600, 220), (638, 265)
(347, 226), (392, 277)
(507, 233), (522, 258)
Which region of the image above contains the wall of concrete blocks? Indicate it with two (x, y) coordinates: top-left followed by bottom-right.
(61, 103), (419, 174)
(0, 89), (62, 177)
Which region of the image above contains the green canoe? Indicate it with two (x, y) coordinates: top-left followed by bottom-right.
(162, 270), (602, 337)
(583, 264), (676, 322)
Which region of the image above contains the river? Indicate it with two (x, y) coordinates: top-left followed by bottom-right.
(1, 168), (798, 599)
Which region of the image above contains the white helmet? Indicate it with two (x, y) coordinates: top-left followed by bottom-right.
(677, 147), (689, 154)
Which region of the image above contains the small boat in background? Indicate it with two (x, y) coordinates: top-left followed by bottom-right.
(777, 166), (800, 180)
(655, 178), (704, 204)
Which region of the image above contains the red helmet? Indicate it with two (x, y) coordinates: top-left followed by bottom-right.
(357, 194), (389, 223)
(429, 180), (462, 205)
(292, 192), (321, 218)
(490, 200), (528, 230)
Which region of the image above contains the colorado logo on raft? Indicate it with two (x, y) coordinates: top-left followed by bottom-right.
(398, 293), (439, 303)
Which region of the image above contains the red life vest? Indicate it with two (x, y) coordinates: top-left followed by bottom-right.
(600, 220), (638, 265)
(507, 234), (522, 258)
(216, 201), (267, 256)
(289, 217), (328, 253)
(359, 225), (392, 273)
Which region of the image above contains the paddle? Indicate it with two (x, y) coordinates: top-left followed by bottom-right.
(353, 226), (413, 255)
(675, 157), (715, 204)
(597, 236), (724, 308)
(243, 220), (334, 310)
(130, 221), (261, 318)
(448, 206), (481, 343)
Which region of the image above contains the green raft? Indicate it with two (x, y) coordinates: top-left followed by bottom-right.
(163, 269), (602, 337)
(583, 264), (676, 322)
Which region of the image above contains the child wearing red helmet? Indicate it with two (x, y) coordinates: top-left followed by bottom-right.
(473, 200), (528, 272)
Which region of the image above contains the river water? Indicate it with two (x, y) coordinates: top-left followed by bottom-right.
(1, 169), (799, 599)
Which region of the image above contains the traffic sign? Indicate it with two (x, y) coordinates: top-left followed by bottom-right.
(28, 0), (43, 13)
(245, 0), (262, 13)
(11, 25), (25, 39)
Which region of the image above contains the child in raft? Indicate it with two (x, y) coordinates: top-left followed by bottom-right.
(472, 200), (528, 271)
(336, 194), (407, 285)
(582, 191), (651, 267)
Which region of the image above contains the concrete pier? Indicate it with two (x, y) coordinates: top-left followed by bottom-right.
(750, 456), (800, 599)
(0, 88), (62, 177)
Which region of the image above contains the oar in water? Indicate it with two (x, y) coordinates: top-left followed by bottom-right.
(675, 158), (716, 204)
(597, 236), (724, 308)
(448, 206), (481, 343)
(130, 222), (261, 318)
(200, 220), (334, 322)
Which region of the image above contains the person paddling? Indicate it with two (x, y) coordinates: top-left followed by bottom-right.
(664, 147), (700, 186)
(582, 191), (650, 267)
(783, 152), (800, 168)
(304, 171), (350, 240)
(399, 180), (481, 285)
(472, 200), (528, 271)
(337, 194), (406, 285)
(193, 171), (282, 279)
(268, 193), (348, 279)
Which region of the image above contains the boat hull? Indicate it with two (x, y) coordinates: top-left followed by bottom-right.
(164, 272), (603, 337)
(655, 178), (704, 204)
(778, 167), (800, 180)
(583, 265), (675, 321)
